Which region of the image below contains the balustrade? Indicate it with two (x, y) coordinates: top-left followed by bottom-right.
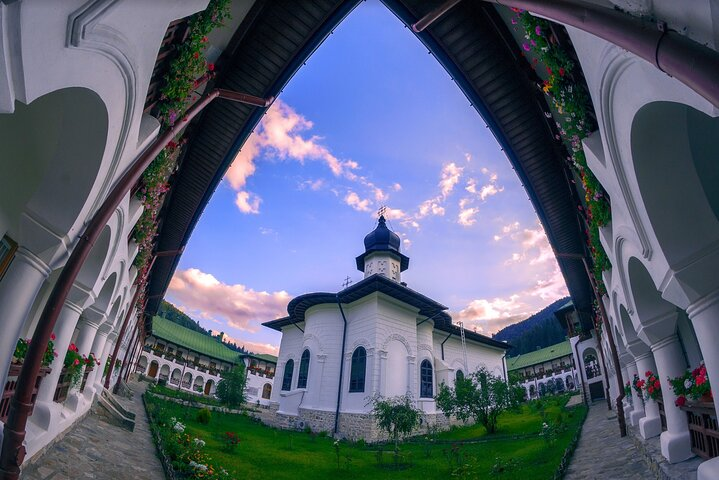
(681, 402), (719, 459)
(1, 364), (50, 422)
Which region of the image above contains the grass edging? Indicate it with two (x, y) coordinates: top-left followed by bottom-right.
(552, 404), (589, 479)
(143, 392), (181, 480)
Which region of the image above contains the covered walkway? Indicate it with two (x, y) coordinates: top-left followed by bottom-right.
(20, 383), (163, 480)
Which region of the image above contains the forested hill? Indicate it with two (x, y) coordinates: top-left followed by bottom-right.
(493, 297), (570, 356)
(158, 300), (248, 354)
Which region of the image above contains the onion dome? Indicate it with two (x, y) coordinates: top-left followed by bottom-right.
(356, 215), (409, 273)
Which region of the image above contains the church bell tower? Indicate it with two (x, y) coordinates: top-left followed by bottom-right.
(355, 215), (409, 283)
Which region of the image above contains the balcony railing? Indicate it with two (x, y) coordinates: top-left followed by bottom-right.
(2, 364), (50, 423)
(681, 402), (719, 459)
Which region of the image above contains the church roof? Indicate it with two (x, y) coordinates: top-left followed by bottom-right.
(262, 274), (510, 350)
(151, 316), (240, 364)
(506, 340), (573, 371)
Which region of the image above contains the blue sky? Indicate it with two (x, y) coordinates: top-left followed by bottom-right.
(165, 1), (568, 354)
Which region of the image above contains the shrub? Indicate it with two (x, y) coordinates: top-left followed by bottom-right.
(215, 366), (247, 408)
(197, 408), (212, 424)
(369, 393), (422, 449)
(222, 431), (240, 453)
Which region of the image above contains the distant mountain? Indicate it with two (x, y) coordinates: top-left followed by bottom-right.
(493, 297), (570, 356)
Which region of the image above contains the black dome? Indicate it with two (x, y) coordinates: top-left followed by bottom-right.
(363, 216), (401, 253)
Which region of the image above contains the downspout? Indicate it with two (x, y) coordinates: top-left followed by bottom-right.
(104, 287), (141, 389)
(0, 89), (273, 479)
(413, 0), (719, 109)
(333, 295), (349, 436)
(440, 331), (453, 361)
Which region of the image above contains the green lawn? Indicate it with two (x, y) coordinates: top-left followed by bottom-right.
(145, 394), (586, 480)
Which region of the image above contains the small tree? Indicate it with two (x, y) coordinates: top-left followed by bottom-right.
(369, 394), (422, 449)
(435, 367), (522, 434)
(215, 365), (247, 408)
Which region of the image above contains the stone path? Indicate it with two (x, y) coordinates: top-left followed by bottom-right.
(565, 402), (654, 479)
(21, 382), (164, 480)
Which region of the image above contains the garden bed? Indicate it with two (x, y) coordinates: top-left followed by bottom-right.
(144, 393), (586, 479)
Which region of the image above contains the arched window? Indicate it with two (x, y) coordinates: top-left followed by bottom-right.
(420, 359), (433, 398)
(349, 347), (366, 393)
(262, 383), (272, 399)
(281, 359), (294, 391)
(297, 349), (310, 389)
(455, 370), (464, 382)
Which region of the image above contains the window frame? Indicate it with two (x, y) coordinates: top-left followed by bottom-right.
(420, 359), (433, 398)
(297, 349), (310, 389)
(281, 359), (294, 391)
(0, 236), (18, 281)
(349, 346), (367, 393)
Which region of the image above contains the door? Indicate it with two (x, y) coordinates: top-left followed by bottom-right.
(148, 361), (159, 378)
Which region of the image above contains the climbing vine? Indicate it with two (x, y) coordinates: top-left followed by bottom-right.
(513, 9), (612, 294)
(132, 0), (232, 309)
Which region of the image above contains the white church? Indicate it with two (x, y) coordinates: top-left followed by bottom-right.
(263, 216), (510, 439)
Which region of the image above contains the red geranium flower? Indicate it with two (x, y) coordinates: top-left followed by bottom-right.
(208, 63), (215, 71)
(559, 67), (565, 76)
(648, 386), (654, 394)
(675, 395), (687, 407)
(51, 333), (56, 341)
(697, 375), (706, 386)
(653, 380), (660, 389)
(193, 52), (199, 59)
(73, 359), (80, 366)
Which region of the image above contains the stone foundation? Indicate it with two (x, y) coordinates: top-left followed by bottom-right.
(258, 404), (460, 442)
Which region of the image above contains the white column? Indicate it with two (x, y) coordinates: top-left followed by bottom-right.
(635, 352), (662, 440)
(626, 361), (645, 426)
(407, 355), (416, 397)
(377, 350), (387, 396)
(31, 300), (84, 430)
(84, 325), (110, 398)
(64, 314), (103, 411)
(652, 335), (693, 463)
(95, 331), (117, 390)
(687, 292), (719, 480)
(0, 248), (51, 389)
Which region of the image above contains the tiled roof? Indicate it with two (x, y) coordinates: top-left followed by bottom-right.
(507, 340), (572, 371)
(242, 352), (278, 364)
(151, 316), (240, 364)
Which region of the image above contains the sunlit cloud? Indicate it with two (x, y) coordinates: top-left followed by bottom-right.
(235, 191), (261, 214)
(168, 268), (291, 333)
(345, 191), (372, 212)
(299, 179), (325, 191)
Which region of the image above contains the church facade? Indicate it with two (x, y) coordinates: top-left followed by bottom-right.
(263, 217), (510, 440)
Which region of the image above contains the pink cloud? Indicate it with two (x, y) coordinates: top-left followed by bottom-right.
(211, 330), (279, 356)
(168, 268), (291, 333)
(235, 191), (261, 214)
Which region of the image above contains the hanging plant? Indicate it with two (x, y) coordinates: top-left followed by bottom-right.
(64, 344), (86, 387)
(13, 334), (57, 368)
(513, 9), (612, 294)
(130, 0), (232, 310)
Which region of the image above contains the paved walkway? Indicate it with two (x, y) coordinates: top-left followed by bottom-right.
(565, 402), (654, 479)
(21, 382), (164, 480)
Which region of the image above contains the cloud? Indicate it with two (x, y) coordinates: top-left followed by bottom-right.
(345, 191), (372, 212)
(299, 179), (325, 191)
(418, 199), (445, 217)
(168, 268), (291, 333)
(479, 183), (503, 201)
(382, 207), (406, 220)
(235, 191), (261, 214)
(453, 221), (569, 334)
(457, 205), (480, 227)
(439, 162), (463, 198)
(211, 330), (279, 356)
(392, 183), (402, 191)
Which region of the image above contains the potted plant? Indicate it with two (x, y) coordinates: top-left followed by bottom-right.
(669, 362), (713, 407)
(641, 370), (662, 401)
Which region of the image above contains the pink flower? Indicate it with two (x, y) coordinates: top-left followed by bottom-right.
(73, 359), (80, 366)
(523, 43), (530, 52)
(535, 26), (542, 36)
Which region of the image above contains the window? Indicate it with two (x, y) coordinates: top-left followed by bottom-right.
(281, 359), (294, 391)
(349, 347), (366, 393)
(297, 349), (310, 389)
(262, 383), (272, 399)
(0, 236), (17, 281)
(455, 370), (464, 382)
(420, 360), (433, 398)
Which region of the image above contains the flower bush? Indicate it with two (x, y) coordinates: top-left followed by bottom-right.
(145, 398), (230, 479)
(641, 370), (661, 401)
(131, 0), (232, 310)
(64, 343), (86, 387)
(13, 333), (57, 368)
(221, 431), (240, 453)
(669, 362), (713, 407)
(513, 9), (611, 293)
(85, 353), (100, 369)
